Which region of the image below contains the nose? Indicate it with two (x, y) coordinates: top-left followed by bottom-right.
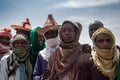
(103, 41), (110, 49)
(17, 42), (22, 47)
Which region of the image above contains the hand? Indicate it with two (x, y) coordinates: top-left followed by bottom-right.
(82, 44), (91, 53)
(40, 69), (51, 80)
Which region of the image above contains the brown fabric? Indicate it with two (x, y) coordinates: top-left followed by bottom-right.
(79, 58), (117, 80)
(91, 27), (118, 80)
(47, 47), (91, 80)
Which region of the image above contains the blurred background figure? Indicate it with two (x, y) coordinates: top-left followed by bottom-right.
(0, 27), (12, 60)
(11, 18), (32, 42)
(89, 20), (104, 38)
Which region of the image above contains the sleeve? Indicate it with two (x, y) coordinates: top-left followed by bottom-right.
(78, 54), (92, 80)
(0, 58), (8, 80)
(32, 54), (43, 80)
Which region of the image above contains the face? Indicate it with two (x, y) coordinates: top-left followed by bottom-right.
(38, 35), (44, 45)
(14, 40), (28, 48)
(44, 30), (58, 39)
(61, 23), (75, 43)
(95, 33), (113, 49)
(0, 36), (10, 45)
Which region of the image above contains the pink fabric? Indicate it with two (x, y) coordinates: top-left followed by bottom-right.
(48, 46), (81, 80)
(0, 28), (12, 38)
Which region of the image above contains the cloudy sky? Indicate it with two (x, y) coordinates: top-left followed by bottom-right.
(0, 0), (120, 45)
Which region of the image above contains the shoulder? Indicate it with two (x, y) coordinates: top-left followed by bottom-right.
(0, 55), (8, 71)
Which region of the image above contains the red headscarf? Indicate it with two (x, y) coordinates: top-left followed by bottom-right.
(0, 27), (12, 54)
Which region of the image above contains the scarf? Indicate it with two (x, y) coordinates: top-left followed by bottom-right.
(7, 48), (32, 80)
(41, 37), (59, 61)
(7, 34), (32, 80)
(91, 27), (118, 80)
(0, 43), (10, 54)
(30, 27), (46, 68)
(48, 45), (81, 80)
(48, 21), (82, 80)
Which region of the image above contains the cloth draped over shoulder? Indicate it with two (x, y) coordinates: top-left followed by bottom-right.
(91, 27), (118, 80)
(46, 21), (87, 80)
(7, 34), (32, 80)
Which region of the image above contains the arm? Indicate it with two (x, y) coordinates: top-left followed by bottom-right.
(0, 58), (8, 80)
(32, 54), (43, 80)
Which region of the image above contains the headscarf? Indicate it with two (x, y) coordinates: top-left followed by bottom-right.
(30, 27), (46, 68)
(0, 27), (12, 39)
(48, 21), (82, 80)
(59, 21), (82, 49)
(91, 27), (118, 80)
(0, 28), (12, 54)
(7, 34), (32, 80)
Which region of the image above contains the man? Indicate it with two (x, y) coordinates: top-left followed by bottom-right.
(0, 27), (12, 60)
(0, 34), (32, 80)
(11, 18), (32, 42)
(32, 14), (60, 80)
(88, 20), (104, 38)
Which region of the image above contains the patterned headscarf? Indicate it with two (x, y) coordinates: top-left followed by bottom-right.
(8, 34), (32, 80)
(59, 20), (82, 49)
(91, 27), (118, 80)
(48, 21), (82, 80)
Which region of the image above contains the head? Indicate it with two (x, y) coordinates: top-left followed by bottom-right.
(92, 27), (115, 50)
(0, 28), (12, 54)
(11, 34), (29, 56)
(16, 29), (31, 42)
(30, 27), (46, 51)
(59, 20), (82, 44)
(89, 20), (104, 38)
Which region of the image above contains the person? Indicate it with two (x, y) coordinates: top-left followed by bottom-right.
(78, 27), (120, 80)
(89, 20), (104, 38)
(32, 14), (60, 80)
(88, 20), (120, 53)
(41, 20), (91, 80)
(0, 34), (32, 80)
(0, 27), (12, 60)
(30, 27), (46, 69)
(11, 18), (32, 42)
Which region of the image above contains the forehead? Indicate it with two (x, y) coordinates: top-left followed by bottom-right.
(62, 23), (74, 29)
(96, 33), (112, 40)
(14, 39), (27, 43)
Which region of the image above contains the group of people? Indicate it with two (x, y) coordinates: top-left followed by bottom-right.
(0, 14), (120, 80)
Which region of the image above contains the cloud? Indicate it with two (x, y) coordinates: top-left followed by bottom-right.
(53, 0), (119, 8)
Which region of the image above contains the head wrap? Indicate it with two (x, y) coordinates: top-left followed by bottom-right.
(91, 27), (118, 80)
(47, 21), (83, 80)
(59, 20), (82, 49)
(8, 34), (32, 80)
(0, 27), (12, 39)
(30, 27), (46, 67)
(0, 27), (12, 54)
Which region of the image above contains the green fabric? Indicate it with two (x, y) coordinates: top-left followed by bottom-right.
(30, 27), (46, 68)
(117, 55), (120, 80)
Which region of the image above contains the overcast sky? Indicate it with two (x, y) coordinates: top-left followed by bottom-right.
(0, 0), (120, 45)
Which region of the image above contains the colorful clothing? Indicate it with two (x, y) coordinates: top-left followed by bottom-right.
(30, 27), (46, 69)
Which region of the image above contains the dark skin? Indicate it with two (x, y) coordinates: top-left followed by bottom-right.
(89, 20), (104, 38)
(95, 33), (114, 50)
(0, 36), (10, 46)
(41, 24), (91, 80)
(44, 30), (58, 39)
